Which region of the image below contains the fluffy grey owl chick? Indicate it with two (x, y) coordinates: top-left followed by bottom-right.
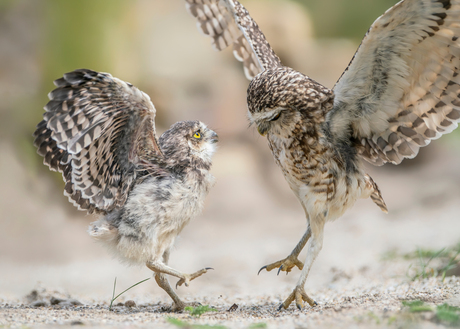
(33, 69), (218, 311)
(186, 0), (460, 310)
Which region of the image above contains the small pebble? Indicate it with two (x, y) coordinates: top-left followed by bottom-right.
(125, 300), (136, 308)
(227, 303), (238, 312)
(50, 297), (65, 305)
(69, 299), (83, 306)
(31, 300), (48, 307)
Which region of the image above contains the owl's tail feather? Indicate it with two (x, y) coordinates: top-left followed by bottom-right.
(367, 175), (388, 213)
(371, 187), (388, 214)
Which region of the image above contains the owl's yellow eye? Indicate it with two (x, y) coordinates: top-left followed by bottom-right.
(194, 132), (201, 139)
(269, 112), (281, 121)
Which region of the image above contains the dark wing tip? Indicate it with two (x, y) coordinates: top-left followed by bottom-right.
(61, 69), (99, 85)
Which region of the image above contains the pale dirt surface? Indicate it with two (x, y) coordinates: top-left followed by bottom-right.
(1, 139), (460, 329)
(1, 1), (460, 328)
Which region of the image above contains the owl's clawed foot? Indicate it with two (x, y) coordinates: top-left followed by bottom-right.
(258, 254), (304, 275)
(278, 285), (317, 311)
(176, 267), (213, 288)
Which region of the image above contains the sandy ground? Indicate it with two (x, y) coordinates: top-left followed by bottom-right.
(1, 137), (460, 328)
(1, 277), (459, 329)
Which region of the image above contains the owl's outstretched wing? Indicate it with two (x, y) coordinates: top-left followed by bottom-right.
(329, 0), (460, 165)
(185, 0), (281, 80)
(33, 69), (166, 214)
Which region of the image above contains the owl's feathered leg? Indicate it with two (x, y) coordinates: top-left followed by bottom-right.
(279, 225), (324, 310)
(258, 228), (311, 275)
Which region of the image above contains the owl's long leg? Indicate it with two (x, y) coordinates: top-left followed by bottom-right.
(279, 227), (324, 311)
(152, 250), (205, 312)
(258, 227), (311, 275)
(154, 273), (186, 311)
(151, 249), (187, 311)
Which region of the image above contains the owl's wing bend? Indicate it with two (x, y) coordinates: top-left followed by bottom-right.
(185, 0), (281, 80)
(329, 0), (460, 166)
(33, 69), (166, 214)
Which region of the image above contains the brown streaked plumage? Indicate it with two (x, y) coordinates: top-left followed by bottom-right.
(186, 0), (460, 310)
(34, 69), (219, 311)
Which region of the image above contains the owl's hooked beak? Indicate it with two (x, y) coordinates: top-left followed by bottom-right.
(209, 130), (219, 143)
(257, 127), (267, 136)
(257, 123), (269, 136)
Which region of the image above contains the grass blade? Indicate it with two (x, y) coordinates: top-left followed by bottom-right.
(109, 277), (151, 311)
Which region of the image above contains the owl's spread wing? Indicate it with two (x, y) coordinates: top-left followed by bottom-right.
(329, 0), (460, 165)
(185, 0), (281, 80)
(33, 69), (166, 214)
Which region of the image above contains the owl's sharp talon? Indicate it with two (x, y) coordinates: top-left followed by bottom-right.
(175, 267), (211, 290)
(259, 255), (304, 276)
(278, 286), (314, 311)
(277, 303), (284, 311)
(257, 266), (267, 275)
(277, 266), (283, 276)
(313, 301), (318, 306)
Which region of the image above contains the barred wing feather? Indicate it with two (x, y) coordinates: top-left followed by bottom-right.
(185, 0), (281, 80)
(33, 69), (165, 214)
(330, 0), (460, 165)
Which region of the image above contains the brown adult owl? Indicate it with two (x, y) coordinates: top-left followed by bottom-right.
(185, 0), (460, 310)
(33, 69), (219, 311)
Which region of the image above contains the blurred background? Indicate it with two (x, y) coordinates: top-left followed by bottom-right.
(1, 0), (459, 305)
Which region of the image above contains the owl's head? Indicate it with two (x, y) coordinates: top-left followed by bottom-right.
(159, 120), (218, 166)
(246, 67), (333, 137)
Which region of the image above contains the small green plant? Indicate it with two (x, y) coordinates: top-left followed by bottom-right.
(167, 317), (227, 329)
(367, 311), (381, 325)
(440, 251), (460, 280)
(401, 244), (460, 281)
(402, 301), (460, 325)
(167, 317), (188, 327)
(387, 315), (397, 325)
(109, 277), (150, 311)
(409, 248), (445, 280)
(248, 323), (267, 329)
(184, 305), (218, 318)
(402, 300), (433, 312)
(404, 248), (449, 260)
(436, 303), (460, 324)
